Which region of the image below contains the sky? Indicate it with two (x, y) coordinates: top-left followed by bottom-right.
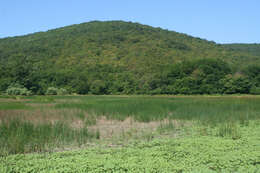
(0, 0), (259, 43)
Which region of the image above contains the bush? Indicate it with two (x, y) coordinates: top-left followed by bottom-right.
(45, 87), (58, 95)
(57, 88), (68, 95)
(250, 86), (260, 95)
(45, 87), (68, 95)
(6, 84), (32, 96)
(90, 80), (106, 95)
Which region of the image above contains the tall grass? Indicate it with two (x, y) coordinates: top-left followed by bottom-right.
(217, 121), (241, 139)
(157, 120), (176, 134)
(0, 118), (99, 155)
(1, 95), (260, 155)
(55, 96), (260, 124)
(0, 102), (29, 110)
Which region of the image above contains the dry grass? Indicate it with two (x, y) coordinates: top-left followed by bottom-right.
(88, 116), (181, 139)
(0, 107), (181, 140)
(0, 108), (85, 126)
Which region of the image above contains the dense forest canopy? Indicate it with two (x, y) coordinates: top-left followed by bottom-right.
(0, 21), (259, 95)
(223, 43), (260, 56)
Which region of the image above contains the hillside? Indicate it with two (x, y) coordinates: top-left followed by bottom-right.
(0, 21), (259, 95)
(223, 43), (260, 56)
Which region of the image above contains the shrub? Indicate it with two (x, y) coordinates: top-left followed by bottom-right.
(45, 87), (68, 95)
(90, 80), (106, 95)
(45, 87), (58, 95)
(6, 84), (32, 96)
(250, 86), (260, 95)
(57, 88), (68, 95)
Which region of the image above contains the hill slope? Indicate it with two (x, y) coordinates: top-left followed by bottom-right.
(0, 21), (259, 95)
(223, 43), (260, 56)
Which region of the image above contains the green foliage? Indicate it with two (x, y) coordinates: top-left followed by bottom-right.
(157, 120), (175, 134)
(55, 96), (260, 124)
(0, 123), (259, 172)
(90, 80), (106, 95)
(0, 21), (259, 95)
(220, 75), (251, 94)
(45, 87), (68, 95)
(224, 43), (260, 56)
(0, 96), (260, 171)
(0, 102), (28, 110)
(57, 88), (68, 95)
(250, 86), (260, 95)
(0, 118), (98, 155)
(217, 121), (241, 140)
(5, 84), (32, 96)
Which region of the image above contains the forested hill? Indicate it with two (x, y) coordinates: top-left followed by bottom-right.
(0, 21), (259, 95)
(223, 43), (260, 57)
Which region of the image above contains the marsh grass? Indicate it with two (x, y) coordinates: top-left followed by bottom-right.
(0, 95), (17, 99)
(54, 96), (260, 142)
(0, 118), (99, 155)
(55, 96), (260, 125)
(157, 120), (176, 134)
(84, 115), (97, 126)
(1, 95), (260, 155)
(24, 96), (55, 104)
(0, 102), (29, 110)
(217, 121), (241, 140)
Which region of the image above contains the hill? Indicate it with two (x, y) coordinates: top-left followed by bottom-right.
(223, 43), (260, 56)
(0, 21), (259, 95)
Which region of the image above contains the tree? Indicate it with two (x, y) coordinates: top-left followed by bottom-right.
(90, 80), (106, 95)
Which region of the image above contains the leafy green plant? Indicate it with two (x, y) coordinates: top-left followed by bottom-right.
(6, 84), (32, 96)
(45, 87), (59, 95)
(45, 87), (68, 95)
(57, 88), (68, 95)
(250, 86), (260, 95)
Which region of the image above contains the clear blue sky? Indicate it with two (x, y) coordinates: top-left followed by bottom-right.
(1, 0), (259, 43)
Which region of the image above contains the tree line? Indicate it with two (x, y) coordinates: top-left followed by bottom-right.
(0, 58), (259, 95)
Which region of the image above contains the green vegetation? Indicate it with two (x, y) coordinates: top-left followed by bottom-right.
(1, 134), (259, 172)
(0, 95), (260, 172)
(223, 43), (260, 56)
(0, 96), (259, 148)
(0, 102), (28, 110)
(45, 87), (68, 95)
(0, 20), (260, 171)
(0, 120), (259, 172)
(55, 95), (260, 124)
(5, 83), (32, 96)
(0, 119), (98, 155)
(0, 21), (259, 95)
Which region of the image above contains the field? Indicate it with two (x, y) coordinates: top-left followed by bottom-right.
(0, 95), (260, 172)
